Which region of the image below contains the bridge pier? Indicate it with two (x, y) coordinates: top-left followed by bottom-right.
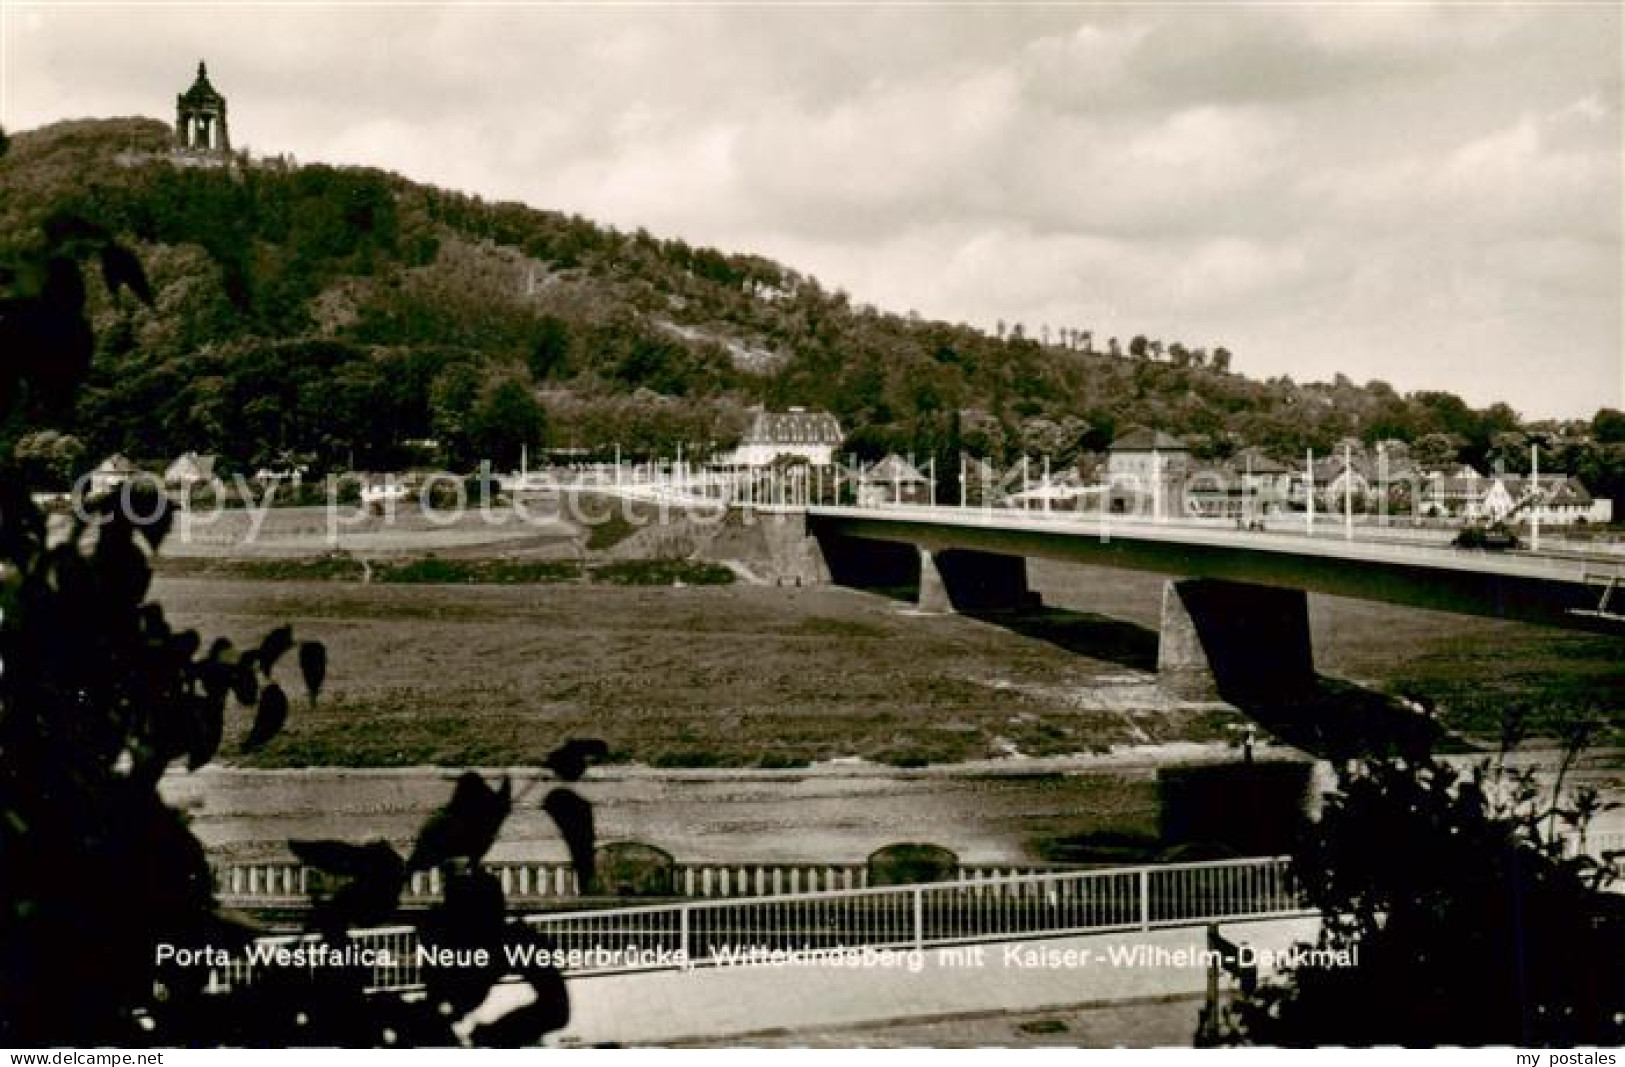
(1158, 579), (1314, 702)
(918, 547), (1039, 614)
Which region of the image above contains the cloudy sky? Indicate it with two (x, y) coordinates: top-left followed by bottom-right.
(2, 2), (1620, 417)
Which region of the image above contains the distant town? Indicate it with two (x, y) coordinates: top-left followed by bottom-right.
(76, 407), (1614, 540)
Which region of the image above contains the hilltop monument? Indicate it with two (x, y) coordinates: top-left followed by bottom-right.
(174, 61), (230, 155)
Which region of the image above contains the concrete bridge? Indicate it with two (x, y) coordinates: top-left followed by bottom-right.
(802, 504), (1625, 701)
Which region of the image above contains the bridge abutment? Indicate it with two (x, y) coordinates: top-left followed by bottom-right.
(1158, 579), (1314, 702)
(918, 547), (1039, 614)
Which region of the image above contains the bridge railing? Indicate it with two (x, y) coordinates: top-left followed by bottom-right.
(207, 855), (1307, 994)
(213, 859), (1068, 909)
(810, 503), (1624, 579)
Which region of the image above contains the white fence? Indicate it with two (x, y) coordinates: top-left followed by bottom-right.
(209, 856), (1306, 994)
(214, 859), (1067, 909)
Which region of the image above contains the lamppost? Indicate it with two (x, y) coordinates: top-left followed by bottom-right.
(1530, 442), (1541, 552)
(1305, 448), (1315, 536)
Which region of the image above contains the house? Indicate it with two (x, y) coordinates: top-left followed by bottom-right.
(1419, 471), (1514, 520)
(164, 451), (218, 490)
(1184, 465), (1249, 518)
(89, 454), (140, 496)
(1105, 429), (1189, 515)
(1541, 478), (1612, 525)
(1230, 449), (1293, 514)
(1318, 459), (1375, 512)
(858, 454), (932, 507)
(1501, 474), (1612, 526)
(360, 477), (411, 510)
(722, 408), (844, 468)
(253, 465), (305, 487)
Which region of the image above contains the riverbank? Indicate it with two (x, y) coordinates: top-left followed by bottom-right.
(162, 743), (1622, 866)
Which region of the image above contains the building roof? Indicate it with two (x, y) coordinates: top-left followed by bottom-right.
(1233, 451), (1291, 475)
(94, 454), (139, 474)
(741, 409), (843, 447)
(1494, 474), (1594, 507)
(866, 454), (929, 484)
(178, 62), (225, 106)
(1427, 475), (1498, 498)
(1108, 428), (1188, 453)
(165, 451), (217, 481)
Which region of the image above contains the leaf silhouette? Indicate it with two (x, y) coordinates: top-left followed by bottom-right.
(420, 866), (508, 1018)
(241, 682), (288, 751)
(255, 624), (294, 676)
(543, 738), (609, 782)
(407, 772), (512, 872)
(290, 839), (406, 933)
(469, 961), (570, 1047)
(98, 241), (153, 306)
(185, 693), (224, 771)
(230, 653), (260, 706)
(298, 641), (327, 706)
(542, 787), (595, 891)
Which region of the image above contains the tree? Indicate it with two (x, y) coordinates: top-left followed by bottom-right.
(0, 145), (595, 1046)
(1213, 736), (1622, 1046)
(1412, 431), (1464, 472)
(11, 430), (86, 490)
(429, 361), (482, 464)
(1593, 408), (1625, 445)
(469, 378), (546, 470)
(526, 314), (573, 381)
(1129, 335), (1148, 359)
(1212, 347), (1232, 373)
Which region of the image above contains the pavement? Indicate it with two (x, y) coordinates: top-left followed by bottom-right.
(674, 994), (1216, 1048)
(460, 916), (1323, 1047)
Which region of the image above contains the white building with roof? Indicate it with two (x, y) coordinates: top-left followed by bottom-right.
(722, 408), (844, 468)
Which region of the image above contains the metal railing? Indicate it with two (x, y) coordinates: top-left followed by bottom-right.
(208, 855), (1306, 994)
(810, 503), (1619, 580)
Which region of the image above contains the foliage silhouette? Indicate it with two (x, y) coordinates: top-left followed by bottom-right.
(1207, 730), (1623, 1047)
(0, 128), (598, 1046)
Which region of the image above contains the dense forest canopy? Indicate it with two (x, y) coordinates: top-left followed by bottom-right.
(2, 117), (1621, 501)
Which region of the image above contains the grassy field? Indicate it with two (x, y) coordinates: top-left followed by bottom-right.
(1030, 561), (1623, 747)
(157, 555), (734, 586)
(155, 574), (1231, 768)
(152, 560), (1622, 769)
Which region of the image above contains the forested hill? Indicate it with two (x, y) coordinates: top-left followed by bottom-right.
(1, 117), (1617, 483)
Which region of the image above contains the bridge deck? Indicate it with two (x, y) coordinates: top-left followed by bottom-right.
(806, 505), (1625, 635)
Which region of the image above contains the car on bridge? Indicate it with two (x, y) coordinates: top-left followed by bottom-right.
(1452, 522), (1521, 551)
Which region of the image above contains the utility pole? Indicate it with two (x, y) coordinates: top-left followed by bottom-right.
(1377, 442), (1388, 528)
(959, 452), (967, 509)
(1344, 441), (1354, 541)
(1244, 451), (1252, 525)
(1306, 448), (1315, 536)
(1531, 443), (1541, 552)
(1152, 449), (1162, 523)
(1043, 455), (1051, 515)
